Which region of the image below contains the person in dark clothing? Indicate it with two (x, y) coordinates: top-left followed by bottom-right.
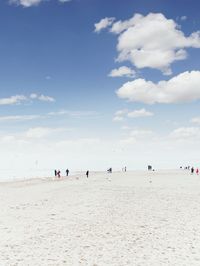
(57, 170), (61, 178)
(86, 170), (89, 178)
(66, 169), (69, 176)
(54, 169), (57, 177)
(191, 167), (194, 174)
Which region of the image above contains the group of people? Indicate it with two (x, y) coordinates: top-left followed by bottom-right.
(180, 166), (199, 175)
(54, 169), (69, 178)
(54, 169), (89, 178)
(190, 167), (199, 175)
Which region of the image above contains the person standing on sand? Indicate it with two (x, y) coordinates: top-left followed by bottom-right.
(86, 170), (89, 178)
(66, 169), (69, 176)
(196, 168), (199, 175)
(191, 167), (194, 174)
(54, 169), (57, 177)
(57, 170), (61, 178)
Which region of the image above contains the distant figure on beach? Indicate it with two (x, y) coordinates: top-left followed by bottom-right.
(107, 168), (112, 173)
(191, 167), (194, 174)
(124, 166), (127, 172)
(196, 168), (199, 175)
(148, 165), (152, 171)
(86, 170), (89, 178)
(57, 170), (61, 178)
(54, 169), (57, 177)
(66, 169), (69, 176)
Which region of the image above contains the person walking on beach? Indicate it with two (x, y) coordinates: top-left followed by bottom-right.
(191, 167), (194, 174)
(66, 169), (69, 176)
(196, 168), (199, 175)
(57, 170), (61, 178)
(54, 169), (57, 177)
(86, 170), (89, 178)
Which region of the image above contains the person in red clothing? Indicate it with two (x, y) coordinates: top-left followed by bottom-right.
(196, 168), (199, 175)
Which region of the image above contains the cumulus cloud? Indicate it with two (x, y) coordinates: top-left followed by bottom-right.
(108, 66), (136, 78)
(94, 17), (115, 33)
(117, 70), (200, 104)
(113, 108), (153, 121)
(96, 13), (200, 74)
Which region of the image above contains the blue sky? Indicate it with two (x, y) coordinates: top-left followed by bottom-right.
(0, 0), (200, 173)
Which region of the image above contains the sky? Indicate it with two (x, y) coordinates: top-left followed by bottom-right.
(0, 0), (200, 175)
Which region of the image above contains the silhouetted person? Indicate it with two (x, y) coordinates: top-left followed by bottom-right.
(54, 169), (57, 177)
(57, 170), (61, 178)
(124, 166), (127, 172)
(86, 170), (89, 178)
(191, 167), (194, 174)
(66, 169), (69, 176)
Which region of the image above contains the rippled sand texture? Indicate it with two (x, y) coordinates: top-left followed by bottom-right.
(0, 170), (200, 266)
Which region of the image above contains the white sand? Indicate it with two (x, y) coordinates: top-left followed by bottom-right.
(0, 170), (200, 265)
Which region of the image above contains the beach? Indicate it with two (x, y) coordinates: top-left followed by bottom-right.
(0, 170), (200, 265)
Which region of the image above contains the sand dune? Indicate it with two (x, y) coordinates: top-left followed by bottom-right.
(0, 170), (200, 265)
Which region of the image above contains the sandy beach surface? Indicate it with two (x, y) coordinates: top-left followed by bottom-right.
(0, 170), (200, 266)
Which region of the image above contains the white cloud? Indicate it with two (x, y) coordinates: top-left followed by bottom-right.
(59, 0), (71, 2)
(115, 109), (128, 116)
(94, 17), (115, 33)
(30, 93), (38, 99)
(0, 95), (27, 105)
(169, 127), (200, 141)
(9, 0), (43, 7)
(180, 16), (187, 21)
(48, 110), (97, 118)
(113, 108), (153, 121)
(108, 66), (136, 78)
(97, 13), (200, 74)
(25, 127), (53, 139)
(113, 116), (124, 122)
(191, 117), (200, 124)
(130, 129), (155, 138)
(9, 0), (71, 7)
(0, 115), (41, 122)
(127, 108), (153, 118)
(38, 94), (55, 102)
(117, 70), (200, 104)
(30, 93), (55, 102)
(0, 93), (55, 105)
